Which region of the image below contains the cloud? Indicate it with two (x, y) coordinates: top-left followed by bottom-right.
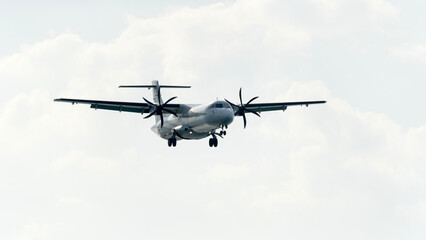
(51, 150), (121, 174)
(0, 0), (425, 239)
(203, 163), (251, 182)
(396, 200), (426, 228)
(251, 80), (426, 230)
(13, 223), (63, 240)
(388, 43), (426, 62)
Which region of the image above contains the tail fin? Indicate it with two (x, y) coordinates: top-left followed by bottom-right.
(151, 80), (161, 104)
(119, 80), (191, 122)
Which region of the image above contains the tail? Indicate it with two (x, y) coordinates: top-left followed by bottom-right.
(119, 80), (191, 123)
(151, 80), (161, 104)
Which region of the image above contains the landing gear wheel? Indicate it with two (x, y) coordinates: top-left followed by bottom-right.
(168, 138), (177, 147)
(209, 138), (213, 147)
(223, 131), (226, 136)
(213, 138), (218, 147)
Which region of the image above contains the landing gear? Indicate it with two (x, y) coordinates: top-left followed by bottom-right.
(208, 127), (226, 147)
(209, 137), (218, 147)
(167, 138), (177, 147)
(219, 125), (227, 136)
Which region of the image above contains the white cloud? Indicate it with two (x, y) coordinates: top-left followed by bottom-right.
(396, 200), (426, 228)
(51, 150), (121, 174)
(13, 223), (58, 240)
(203, 163), (251, 182)
(253, 81), (426, 229)
(302, 0), (399, 41)
(388, 43), (426, 62)
(0, 0), (425, 239)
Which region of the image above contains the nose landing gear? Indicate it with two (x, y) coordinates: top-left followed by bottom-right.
(219, 125), (227, 136)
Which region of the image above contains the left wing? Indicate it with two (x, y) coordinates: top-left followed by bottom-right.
(245, 100), (326, 113)
(54, 98), (181, 114)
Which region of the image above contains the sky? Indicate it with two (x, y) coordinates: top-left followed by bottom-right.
(1, 0), (426, 239)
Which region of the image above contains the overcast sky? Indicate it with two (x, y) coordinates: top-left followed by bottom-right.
(1, 0), (426, 239)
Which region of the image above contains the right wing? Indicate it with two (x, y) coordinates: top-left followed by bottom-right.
(54, 98), (181, 114)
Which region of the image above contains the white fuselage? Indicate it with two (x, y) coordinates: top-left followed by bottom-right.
(151, 100), (234, 140)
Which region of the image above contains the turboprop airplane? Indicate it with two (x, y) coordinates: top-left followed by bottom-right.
(54, 80), (326, 147)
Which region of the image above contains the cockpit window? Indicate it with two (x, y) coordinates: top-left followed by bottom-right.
(208, 101), (232, 109)
(222, 102), (232, 109)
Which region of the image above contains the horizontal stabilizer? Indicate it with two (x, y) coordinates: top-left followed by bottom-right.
(119, 85), (191, 89)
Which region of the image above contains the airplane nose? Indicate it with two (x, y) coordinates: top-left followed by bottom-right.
(207, 109), (234, 126)
(222, 110), (234, 125)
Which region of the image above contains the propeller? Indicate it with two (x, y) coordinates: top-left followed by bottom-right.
(143, 87), (178, 128)
(225, 88), (260, 128)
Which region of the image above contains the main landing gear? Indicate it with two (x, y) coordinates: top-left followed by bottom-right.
(167, 129), (187, 147)
(209, 137), (218, 147)
(167, 137), (177, 147)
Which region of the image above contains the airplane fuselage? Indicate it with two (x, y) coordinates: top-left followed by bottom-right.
(151, 100), (234, 140)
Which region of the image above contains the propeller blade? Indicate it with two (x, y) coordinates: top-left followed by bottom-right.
(160, 113), (164, 128)
(157, 87), (162, 104)
(246, 96), (259, 105)
(144, 110), (156, 119)
(143, 97), (155, 106)
(163, 108), (178, 117)
(164, 96), (177, 105)
(225, 99), (240, 116)
(239, 88), (243, 105)
(246, 108), (261, 117)
(224, 99), (238, 108)
(243, 114), (247, 128)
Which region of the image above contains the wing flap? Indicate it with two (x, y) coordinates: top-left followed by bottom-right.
(90, 104), (150, 114)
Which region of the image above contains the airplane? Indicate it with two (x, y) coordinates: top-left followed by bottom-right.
(54, 80), (326, 147)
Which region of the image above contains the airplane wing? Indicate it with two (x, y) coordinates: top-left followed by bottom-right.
(54, 98), (182, 114)
(225, 97), (326, 128)
(245, 100), (326, 113)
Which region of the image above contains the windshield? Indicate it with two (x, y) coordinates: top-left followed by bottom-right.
(208, 101), (232, 109)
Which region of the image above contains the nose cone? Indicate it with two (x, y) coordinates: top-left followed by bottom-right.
(222, 109), (234, 125)
(208, 109), (234, 126)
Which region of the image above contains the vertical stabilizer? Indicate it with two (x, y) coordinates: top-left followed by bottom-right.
(151, 80), (162, 104)
(151, 80), (161, 123)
